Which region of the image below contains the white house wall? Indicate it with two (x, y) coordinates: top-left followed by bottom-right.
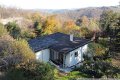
(35, 49), (50, 62)
(35, 44), (88, 68)
(82, 44), (88, 54)
(65, 44), (88, 68)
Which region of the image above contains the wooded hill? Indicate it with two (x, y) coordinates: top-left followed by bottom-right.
(0, 6), (48, 19)
(53, 6), (120, 20)
(0, 6), (120, 20)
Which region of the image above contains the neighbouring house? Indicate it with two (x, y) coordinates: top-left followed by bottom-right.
(28, 32), (91, 72)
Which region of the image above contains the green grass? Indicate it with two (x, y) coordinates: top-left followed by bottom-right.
(117, 74), (120, 79)
(54, 69), (90, 80)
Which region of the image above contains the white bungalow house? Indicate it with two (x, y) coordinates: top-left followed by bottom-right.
(28, 32), (91, 72)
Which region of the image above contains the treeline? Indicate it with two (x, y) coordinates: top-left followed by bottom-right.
(100, 10), (120, 60)
(55, 6), (120, 20)
(0, 12), (100, 39)
(0, 6), (28, 18)
(77, 10), (120, 78)
(26, 13), (100, 38)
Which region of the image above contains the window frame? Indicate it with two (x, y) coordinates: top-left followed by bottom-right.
(74, 51), (78, 57)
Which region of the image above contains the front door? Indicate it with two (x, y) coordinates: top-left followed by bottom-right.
(50, 49), (63, 66)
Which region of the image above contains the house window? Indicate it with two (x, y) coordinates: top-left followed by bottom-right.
(75, 51), (78, 57)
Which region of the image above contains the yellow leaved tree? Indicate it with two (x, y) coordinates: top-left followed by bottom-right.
(42, 15), (61, 35)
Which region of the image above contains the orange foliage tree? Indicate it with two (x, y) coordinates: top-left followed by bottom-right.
(42, 15), (61, 35)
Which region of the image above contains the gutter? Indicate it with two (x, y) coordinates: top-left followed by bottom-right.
(64, 40), (92, 54)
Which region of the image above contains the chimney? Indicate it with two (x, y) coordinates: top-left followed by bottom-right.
(70, 34), (73, 41)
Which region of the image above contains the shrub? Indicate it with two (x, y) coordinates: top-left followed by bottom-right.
(5, 22), (21, 39)
(6, 61), (54, 80)
(12, 39), (35, 62)
(88, 42), (107, 56)
(79, 27), (93, 38)
(34, 21), (42, 36)
(21, 30), (36, 40)
(79, 61), (120, 78)
(0, 23), (7, 37)
(0, 37), (35, 66)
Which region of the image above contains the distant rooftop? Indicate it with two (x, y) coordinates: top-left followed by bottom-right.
(28, 32), (91, 53)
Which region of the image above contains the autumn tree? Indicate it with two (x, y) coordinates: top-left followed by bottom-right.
(99, 11), (118, 33)
(79, 27), (92, 38)
(99, 11), (120, 67)
(27, 12), (43, 36)
(21, 30), (36, 40)
(13, 39), (35, 62)
(42, 15), (61, 35)
(27, 12), (42, 22)
(0, 37), (53, 80)
(81, 16), (89, 28)
(89, 18), (100, 32)
(62, 20), (80, 34)
(108, 14), (120, 59)
(0, 36), (35, 66)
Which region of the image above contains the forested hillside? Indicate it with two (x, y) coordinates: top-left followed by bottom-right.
(0, 6), (48, 19)
(1, 6), (120, 20)
(0, 6), (28, 18)
(54, 6), (120, 20)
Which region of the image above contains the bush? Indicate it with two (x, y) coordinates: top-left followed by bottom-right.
(0, 37), (35, 67)
(21, 31), (36, 40)
(5, 61), (54, 80)
(0, 36), (14, 57)
(79, 27), (93, 38)
(79, 61), (120, 78)
(12, 39), (35, 62)
(88, 42), (107, 56)
(5, 22), (21, 39)
(0, 23), (7, 37)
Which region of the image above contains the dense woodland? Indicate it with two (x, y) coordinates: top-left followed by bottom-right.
(0, 6), (120, 80)
(54, 6), (120, 21)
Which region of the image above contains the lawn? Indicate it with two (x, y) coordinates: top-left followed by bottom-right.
(54, 69), (90, 80)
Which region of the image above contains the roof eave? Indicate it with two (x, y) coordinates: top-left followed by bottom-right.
(66, 40), (92, 54)
(52, 40), (92, 54)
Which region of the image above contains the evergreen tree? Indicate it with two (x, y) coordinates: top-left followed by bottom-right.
(34, 21), (42, 36)
(5, 22), (21, 39)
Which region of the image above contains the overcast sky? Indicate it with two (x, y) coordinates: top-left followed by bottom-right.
(0, 0), (119, 9)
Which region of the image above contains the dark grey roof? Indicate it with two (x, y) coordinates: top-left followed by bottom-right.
(28, 32), (91, 53)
